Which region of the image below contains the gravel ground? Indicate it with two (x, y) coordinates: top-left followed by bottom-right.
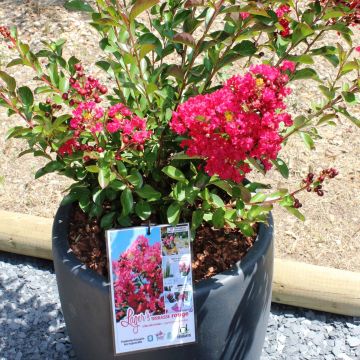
(1, 251), (360, 360)
(1, 0), (360, 273)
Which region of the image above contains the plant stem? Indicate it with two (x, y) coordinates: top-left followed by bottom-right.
(0, 91), (32, 126)
(176, 0), (225, 105)
(282, 82), (358, 141)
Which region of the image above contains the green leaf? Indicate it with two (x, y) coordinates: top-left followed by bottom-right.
(18, 86), (34, 107)
(35, 161), (63, 179)
(0, 71), (16, 92)
(126, 169), (143, 188)
(341, 61), (358, 75)
(167, 202), (181, 225)
(292, 68), (319, 81)
(299, 132), (315, 150)
(100, 212), (116, 229)
(318, 85), (335, 100)
(323, 10), (345, 20)
(247, 157), (266, 175)
(250, 192), (267, 203)
(342, 92), (356, 105)
(285, 207), (305, 221)
(210, 193), (225, 208)
(271, 158), (289, 179)
(192, 209), (204, 230)
(139, 44), (156, 59)
(292, 23), (314, 45)
(116, 161), (127, 177)
(287, 54), (314, 64)
(136, 184), (161, 201)
(336, 106), (360, 127)
(248, 205), (272, 220)
(121, 188), (133, 216)
(162, 166), (187, 182)
(237, 222), (255, 237)
(135, 201), (151, 220)
(211, 180), (233, 196)
(233, 185), (252, 203)
(53, 114), (71, 128)
(6, 58), (23, 67)
(129, 0), (160, 23)
(232, 40), (256, 56)
(98, 168), (110, 189)
(316, 113), (336, 125)
(85, 165), (99, 173)
(212, 208), (225, 228)
(64, 0), (94, 12)
(172, 182), (186, 202)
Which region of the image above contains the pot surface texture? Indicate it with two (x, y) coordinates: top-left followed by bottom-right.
(52, 205), (274, 360)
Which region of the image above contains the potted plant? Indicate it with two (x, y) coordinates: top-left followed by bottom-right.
(0, 0), (359, 359)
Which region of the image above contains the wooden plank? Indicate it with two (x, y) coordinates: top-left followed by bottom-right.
(0, 210), (52, 260)
(272, 258), (360, 316)
(0, 210), (360, 316)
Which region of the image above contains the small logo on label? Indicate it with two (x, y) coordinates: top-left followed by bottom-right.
(156, 331), (165, 340)
(147, 335), (154, 342)
(179, 324), (189, 334)
(177, 324), (191, 339)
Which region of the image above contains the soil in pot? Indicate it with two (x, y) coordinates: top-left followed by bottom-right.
(68, 205), (257, 282)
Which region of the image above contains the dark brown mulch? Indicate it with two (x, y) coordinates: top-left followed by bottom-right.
(68, 206), (256, 282)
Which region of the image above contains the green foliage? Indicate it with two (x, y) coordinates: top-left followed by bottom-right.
(0, 0), (359, 238)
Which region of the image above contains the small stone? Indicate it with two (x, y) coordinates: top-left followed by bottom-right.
(347, 336), (360, 348)
(9, 322), (20, 330)
(332, 346), (344, 357)
(325, 325), (335, 333)
(313, 333), (325, 346)
(337, 353), (353, 360)
(55, 343), (67, 353)
(324, 355), (335, 360)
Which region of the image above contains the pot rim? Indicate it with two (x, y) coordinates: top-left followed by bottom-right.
(52, 204), (274, 291)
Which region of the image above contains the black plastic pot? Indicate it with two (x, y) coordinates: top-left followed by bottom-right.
(52, 204), (274, 360)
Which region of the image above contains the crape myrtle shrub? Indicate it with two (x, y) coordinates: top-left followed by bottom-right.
(0, 0), (359, 239)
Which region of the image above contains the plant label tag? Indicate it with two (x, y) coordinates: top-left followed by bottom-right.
(106, 223), (196, 355)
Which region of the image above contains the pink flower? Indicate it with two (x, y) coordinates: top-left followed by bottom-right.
(280, 60), (296, 73)
(106, 104), (152, 144)
(58, 138), (79, 156)
(106, 120), (122, 133)
(355, 46), (360, 53)
(240, 12), (250, 20)
(170, 66), (293, 182)
(71, 101), (104, 134)
(276, 5), (291, 18)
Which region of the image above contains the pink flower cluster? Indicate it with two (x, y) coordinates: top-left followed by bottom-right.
(70, 101), (104, 133)
(58, 138), (80, 156)
(112, 235), (164, 321)
(162, 235), (176, 249)
(106, 103), (152, 145)
(170, 64), (294, 183)
(275, 4), (291, 37)
(57, 101), (152, 157)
